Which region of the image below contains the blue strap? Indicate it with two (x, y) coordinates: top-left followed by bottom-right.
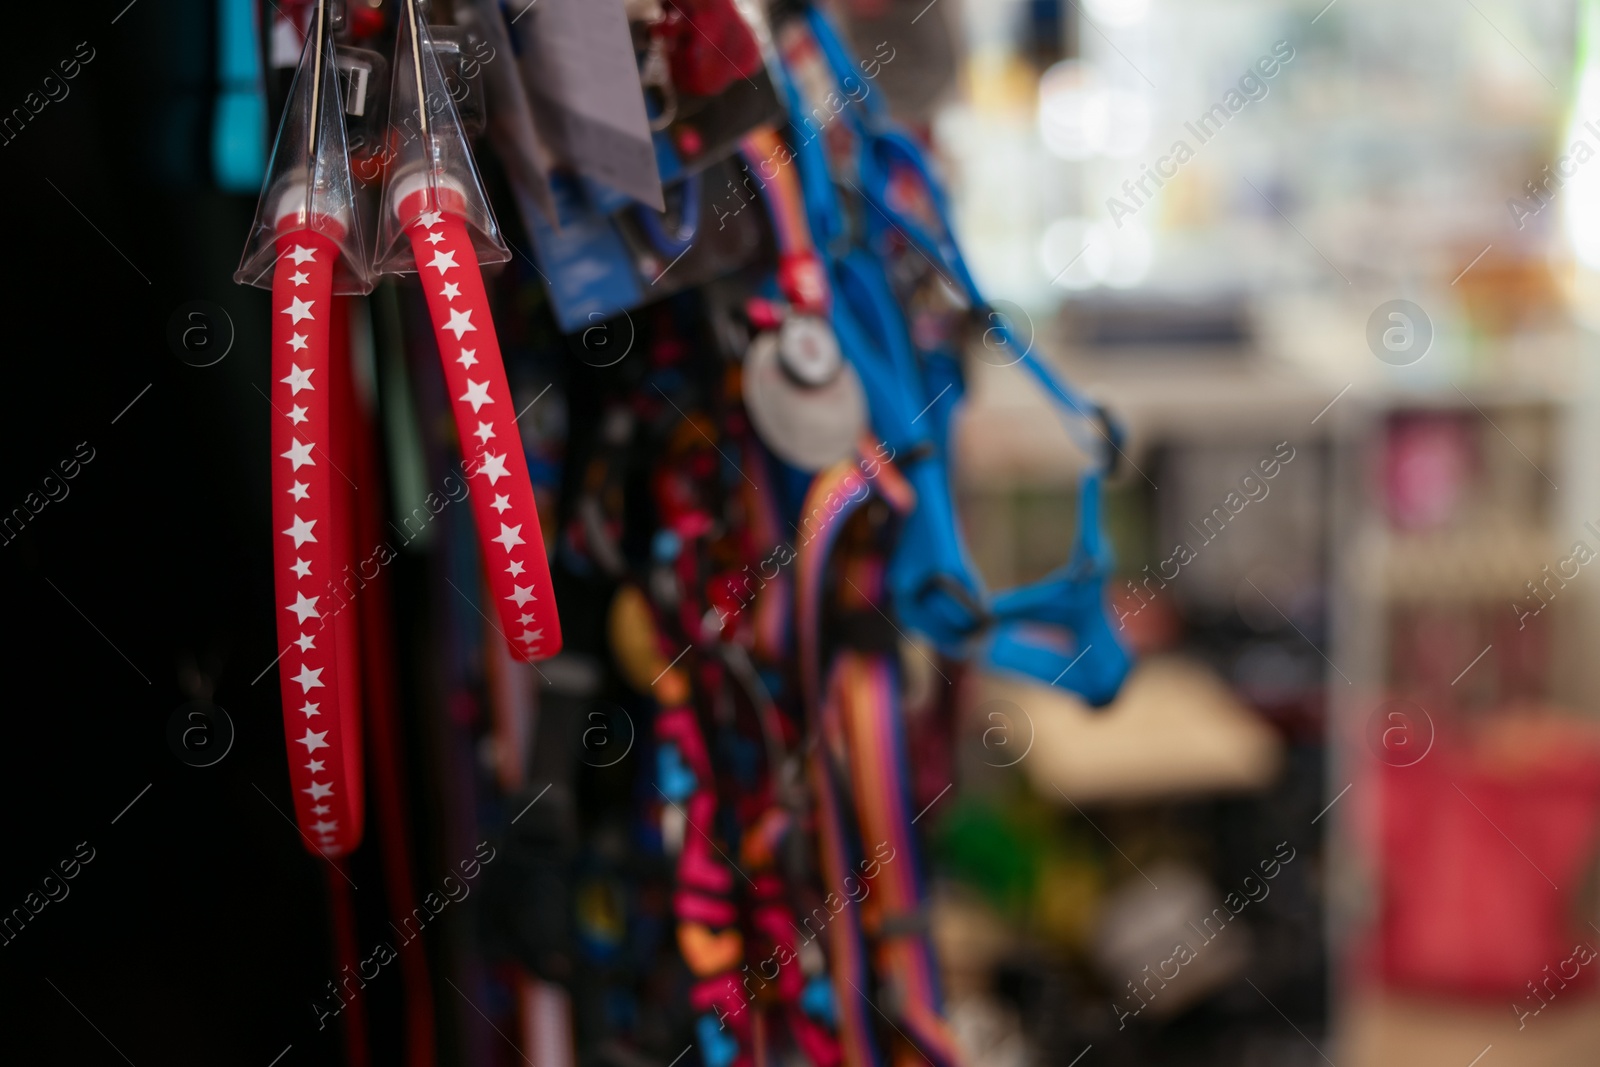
(633, 172), (703, 258)
(803, 6), (1118, 470)
(774, 20), (1131, 703)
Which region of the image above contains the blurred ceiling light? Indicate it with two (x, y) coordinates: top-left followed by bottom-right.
(1564, 0), (1600, 269)
(1038, 60), (1151, 160)
(1101, 89), (1153, 158)
(1082, 0), (1150, 28)
(1038, 60), (1109, 159)
(1040, 217), (1154, 290)
(1089, 219), (1154, 288)
(1040, 216), (1106, 289)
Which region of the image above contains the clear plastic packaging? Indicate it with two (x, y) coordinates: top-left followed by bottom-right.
(374, 4), (509, 274)
(234, 8), (372, 294)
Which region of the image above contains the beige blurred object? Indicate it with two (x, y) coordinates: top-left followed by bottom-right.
(1339, 992), (1600, 1067)
(979, 656), (1282, 802)
(945, 995), (1031, 1067)
(1353, 520), (1558, 604)
(930, 884), (1019, 1002)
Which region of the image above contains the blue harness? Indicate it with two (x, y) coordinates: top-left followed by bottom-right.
(777, 9), (1131, 706)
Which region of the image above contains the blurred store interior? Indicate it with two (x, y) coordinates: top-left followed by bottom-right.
(930, 1), (1600, 1064)
(5, 1), (1600, 1066)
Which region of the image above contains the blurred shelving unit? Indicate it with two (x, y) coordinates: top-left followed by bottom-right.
(930, 0), (1600, 1062)
(1317, 334), (1600, 1067)
(949, 312), (1600, 1062)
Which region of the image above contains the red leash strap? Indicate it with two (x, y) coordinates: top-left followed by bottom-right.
(325, 859), (372, 1067)
(343, 297), (438, 1066)
(400, 198), (562, 662)
(271, 230), (364, 857)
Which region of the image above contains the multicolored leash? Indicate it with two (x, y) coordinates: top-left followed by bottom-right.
(635, 359), (847, 1067)
(791, 448), (967, 1067)
(829, 641), (961, 1067)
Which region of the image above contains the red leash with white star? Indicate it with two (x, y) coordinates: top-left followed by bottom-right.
(400, 194), (563, 662)
(270, 228), (365, 857)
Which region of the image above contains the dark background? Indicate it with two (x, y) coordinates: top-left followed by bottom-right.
(0, 2), (351, 1061)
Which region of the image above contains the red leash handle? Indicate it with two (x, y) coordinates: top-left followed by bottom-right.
(271, 230), (364, 857)
(402, 202), (562, 661)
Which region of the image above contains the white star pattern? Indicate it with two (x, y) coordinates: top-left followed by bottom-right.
(418, 210), (443, 228)
(518, 613), (536, 625)
(473, 421), (495, 444)
(506, 560), (525, 576)
(457, 348), (478, 368)
(441, 281), (461, 300)
(283, 515), (318, 547)
(477, 452), (508, 484)
(281, 438), (316, 470)
(429, 249), (458, 274)
(518, 628), (543, 644)
(286, 592), (321, 623)
(273, 238), (366, 851)
(282, 296), (316, 324)
(459, 379), (492, 412)
(281, 364), (314, 393)
(507, 583), (536, 607)
(443, 308), (475, 340)
(493, 524), (526, 552)
(491, 494), (511, 513)
(426, 231), (445, 245)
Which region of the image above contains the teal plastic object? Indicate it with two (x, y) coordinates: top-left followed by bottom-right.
(212, 0), (267, 192)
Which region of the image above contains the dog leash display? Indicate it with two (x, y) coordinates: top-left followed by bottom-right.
(268, 233), (365, 856)
(402, 199), (561, 660)
(236, 0), (373, 858)
(376, 3), (562, 662)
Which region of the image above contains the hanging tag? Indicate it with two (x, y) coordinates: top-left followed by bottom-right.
(457, 0), (559, 225)
(508, 0), (665, 211)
